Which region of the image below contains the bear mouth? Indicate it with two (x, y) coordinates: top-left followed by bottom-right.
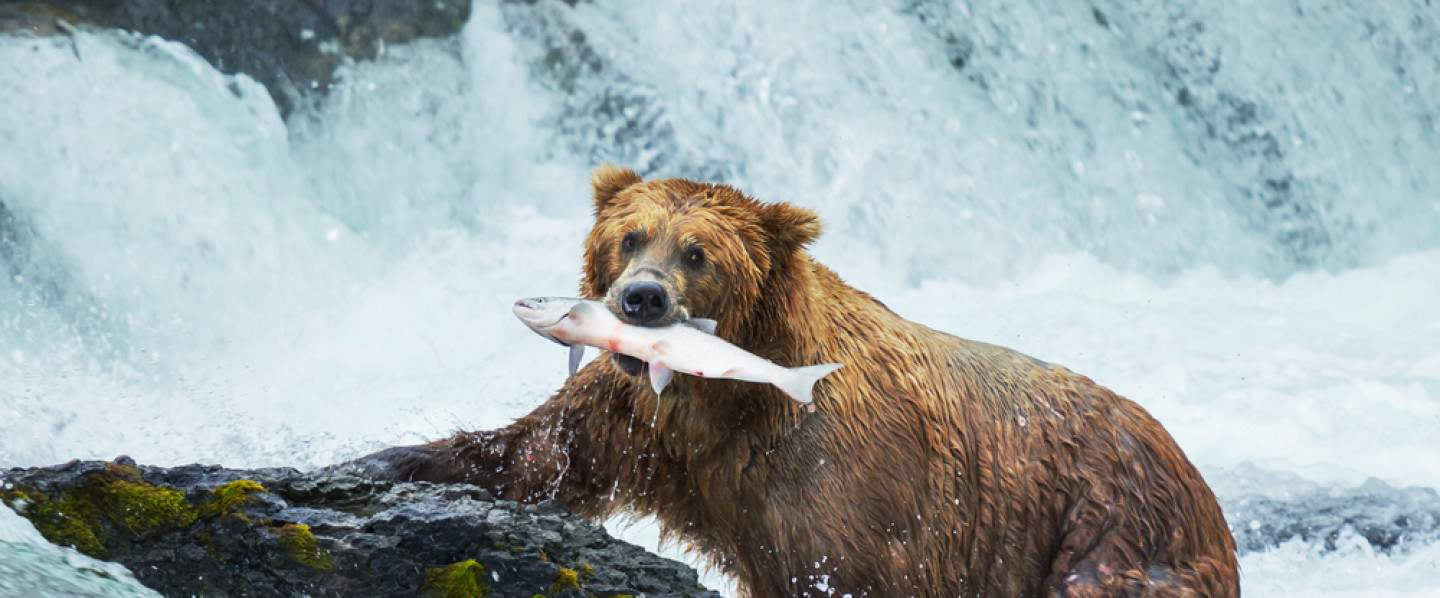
(606, 299), (689, 379)
(603, 295), (691, 329)
(612, 353), (647, 377)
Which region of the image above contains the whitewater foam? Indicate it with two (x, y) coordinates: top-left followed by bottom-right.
(3, 0), (1439, 594)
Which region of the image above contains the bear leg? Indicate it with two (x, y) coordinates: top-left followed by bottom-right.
(1045, 559), (1236, 598)
(1042, 537), (1234, 598)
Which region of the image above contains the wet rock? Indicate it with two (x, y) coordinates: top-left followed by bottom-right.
(0, 0), (470, 117)
(1222, 476), (1440, 555)
(2, 459), (718, 598)
(499, 1), (733, 183)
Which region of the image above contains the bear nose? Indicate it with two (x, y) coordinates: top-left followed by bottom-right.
(621, 281), (668, 324)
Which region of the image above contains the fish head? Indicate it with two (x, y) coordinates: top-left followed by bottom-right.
(513, 297), (581, 343)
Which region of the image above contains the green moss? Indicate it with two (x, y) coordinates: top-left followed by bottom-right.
(577, 563), (594, 581)
(422, 560), (490, 598)
(11, 491), (107, 558)
(278, 524), (333, 570)
(105, 463), (143, 479)
(86, 463), (198, 534)
(551, 567), (580, 594)
(201, 480), (267, 519)
(100, 480), (198, 532)
(3, 462), (201, 559)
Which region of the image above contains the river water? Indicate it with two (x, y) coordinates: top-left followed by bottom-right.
(2, 0), (1438, 595)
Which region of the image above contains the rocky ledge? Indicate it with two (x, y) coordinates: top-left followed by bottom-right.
(1, 458), (717, 598)
(0, 0), (471, 117)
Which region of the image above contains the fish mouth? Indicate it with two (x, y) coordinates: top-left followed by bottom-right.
(513, 299), (566, 328)
(512, 299), (542, 320)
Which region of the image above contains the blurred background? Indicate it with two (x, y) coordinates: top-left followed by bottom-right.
(2, 0), (1438, 595)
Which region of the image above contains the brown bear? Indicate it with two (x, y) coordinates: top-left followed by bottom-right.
(340, 165), (1240, 597)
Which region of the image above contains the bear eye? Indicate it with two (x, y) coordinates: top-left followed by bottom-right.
(621, 231), (641, 252)
(684, 246), (706, 269)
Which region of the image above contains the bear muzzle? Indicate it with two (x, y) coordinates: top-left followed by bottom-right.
(605, 266), (689, 328)
(620, 281), (668, 324)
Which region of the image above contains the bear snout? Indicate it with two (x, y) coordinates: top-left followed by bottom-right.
(620, 281), (669, 325)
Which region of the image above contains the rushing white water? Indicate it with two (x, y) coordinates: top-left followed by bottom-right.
(2, 0), (1438, 595)
(0, 506), (158, 598)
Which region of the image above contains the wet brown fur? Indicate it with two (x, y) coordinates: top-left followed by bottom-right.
(356, 165), (1240, 597)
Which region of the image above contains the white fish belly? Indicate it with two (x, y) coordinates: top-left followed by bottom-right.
(652, 331), (779, 384)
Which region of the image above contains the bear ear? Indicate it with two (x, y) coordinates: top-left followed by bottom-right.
(759, 201), (824, 250)
(590, 164), (643, 212)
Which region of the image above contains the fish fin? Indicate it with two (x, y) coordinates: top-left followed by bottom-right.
(649, 361), (674, 395)
(686, 318), (718, 335)
(568, 345), (585, 378)
(776, 363), (844, 405)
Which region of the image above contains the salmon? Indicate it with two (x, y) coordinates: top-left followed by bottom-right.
(513, 297), (842, 404)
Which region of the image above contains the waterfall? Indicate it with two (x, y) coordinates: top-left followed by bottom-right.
(2, 1), (1438, 595)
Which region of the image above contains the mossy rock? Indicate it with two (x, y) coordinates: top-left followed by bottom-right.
(200, 479), (268, 519)
(423, 560), (490, 598)
(2, 461), (199, 559)
(551, 566), (581, 594)
(4, 489), (107, 558)
(278, 523), (333, 571)
(101, 479), (198, 532)
(2, 460), (720, 597)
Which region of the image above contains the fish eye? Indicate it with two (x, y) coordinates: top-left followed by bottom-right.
(621, 231), (641, 252)
(684, 246), (706, 269)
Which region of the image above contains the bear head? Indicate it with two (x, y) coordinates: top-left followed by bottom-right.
(580, 165), (823, 374)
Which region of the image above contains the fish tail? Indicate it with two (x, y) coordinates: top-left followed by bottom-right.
(776, 363), (843, 404)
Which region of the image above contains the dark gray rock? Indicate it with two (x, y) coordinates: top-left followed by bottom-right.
(1222, 476), (1440, 555)
(0, 0), (470, 117)
(498, 1), (733, 183)
(2, 458), (718, 598)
